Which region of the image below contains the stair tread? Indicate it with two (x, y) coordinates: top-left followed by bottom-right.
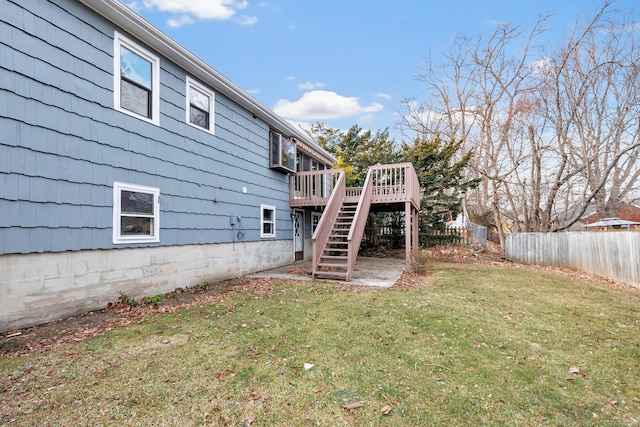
(319, 257), (348, 262)
(318, 263), (348, 269)
(314, 271), (349, 278)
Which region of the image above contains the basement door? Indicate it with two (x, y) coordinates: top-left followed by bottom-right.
(294, 210), (304, 261)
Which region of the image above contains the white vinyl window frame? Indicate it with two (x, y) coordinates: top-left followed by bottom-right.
(113, 32), (160, 126)
(260, 204), (276, 238)
(186, 76), (215, 134)
(113, 181), (160, 244)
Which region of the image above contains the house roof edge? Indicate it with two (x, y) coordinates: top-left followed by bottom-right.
(78, 0), (336, 165)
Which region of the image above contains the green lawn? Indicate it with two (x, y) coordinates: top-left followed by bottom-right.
(2, 262), (639, 426)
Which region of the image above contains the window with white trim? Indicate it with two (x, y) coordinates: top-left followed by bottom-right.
(260, 204), (276, 238)
(114, 32), (160, 125)
(113, 182), (160, 244)
(186, 77), (215, 133)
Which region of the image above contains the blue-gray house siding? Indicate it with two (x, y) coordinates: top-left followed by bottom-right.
(0, 0), (297, 255)
(1, 0), (336, 331)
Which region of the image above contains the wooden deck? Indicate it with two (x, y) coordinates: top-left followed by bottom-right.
(290, 163), (420, 210)
(289, 163), (420, 281)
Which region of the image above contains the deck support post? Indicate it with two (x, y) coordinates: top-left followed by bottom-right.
(405, 201), (411, 270)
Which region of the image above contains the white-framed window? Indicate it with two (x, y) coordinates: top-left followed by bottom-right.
(260, 204), (276, 238)
(186, 76), (215, 134)
(114, 32), (160, 125)
(113, 182), (160, 244)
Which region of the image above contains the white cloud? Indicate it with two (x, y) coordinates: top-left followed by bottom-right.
(167, 15), (195, 28)
(286, 120), (313, 134)
(132, 0), (256, 26)
(237, 15), (258, 25)
(273, 90), (383, 121)
(359, 114), (376, 123)
(375, 93), (392, 101)
(529, 56), (554, 76)
(483, 19), (508, 27)
(297, 81), (326, 90)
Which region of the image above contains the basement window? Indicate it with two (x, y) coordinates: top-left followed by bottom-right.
(113, 182), (160, 244)
(261, 204), (276, 238)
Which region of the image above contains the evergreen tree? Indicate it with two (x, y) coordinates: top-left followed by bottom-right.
(308, 123), (400, 186)
(403, 136), (480, 229)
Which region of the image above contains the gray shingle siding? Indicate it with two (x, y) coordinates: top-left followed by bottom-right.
(1, 0), (295, 255)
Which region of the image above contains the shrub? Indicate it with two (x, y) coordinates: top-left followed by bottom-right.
(410, 249), (432, 275)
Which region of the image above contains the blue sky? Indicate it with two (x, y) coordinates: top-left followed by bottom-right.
(126, 0), (636, 142)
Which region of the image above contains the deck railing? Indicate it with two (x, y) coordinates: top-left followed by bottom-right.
(290, 169), (342, 207)
(311, 170), (346, 274)
(369, 163), (421, 209)
(290, 163), (420, 209)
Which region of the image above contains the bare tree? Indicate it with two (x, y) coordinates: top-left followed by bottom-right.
(546, 6), (640, 230)
(402, 1), (640, 243)
(402, 15), (551, 246)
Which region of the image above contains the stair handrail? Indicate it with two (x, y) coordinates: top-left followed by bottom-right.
(346, 167), (374, 279)
(406, 163), (421, 210)
(312, 169), (346, 274)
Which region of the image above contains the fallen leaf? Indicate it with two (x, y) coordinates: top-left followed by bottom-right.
(343, 402), (363, 410)
(380, 404), (392, 415)
(569, 366), (580, 374)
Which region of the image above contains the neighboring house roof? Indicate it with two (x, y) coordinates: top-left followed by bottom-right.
(584, 217), (640, 227)
(583, 204), (640, 224)
(79, 0), (336, 166)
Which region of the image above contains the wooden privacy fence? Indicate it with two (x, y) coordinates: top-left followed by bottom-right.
(505, 232), (640, 289)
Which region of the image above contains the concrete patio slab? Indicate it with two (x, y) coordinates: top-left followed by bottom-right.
(247, 257), (406, 288)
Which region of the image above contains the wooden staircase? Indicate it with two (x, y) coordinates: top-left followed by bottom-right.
(304, 163), (421, 281)
(313, 201), (357, 280)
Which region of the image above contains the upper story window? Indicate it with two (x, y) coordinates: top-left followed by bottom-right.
(113, 182), (160, 244)
(270, 131), (296, 173)
(114, 32), (160, 125)
(186, 77), (215, 134)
